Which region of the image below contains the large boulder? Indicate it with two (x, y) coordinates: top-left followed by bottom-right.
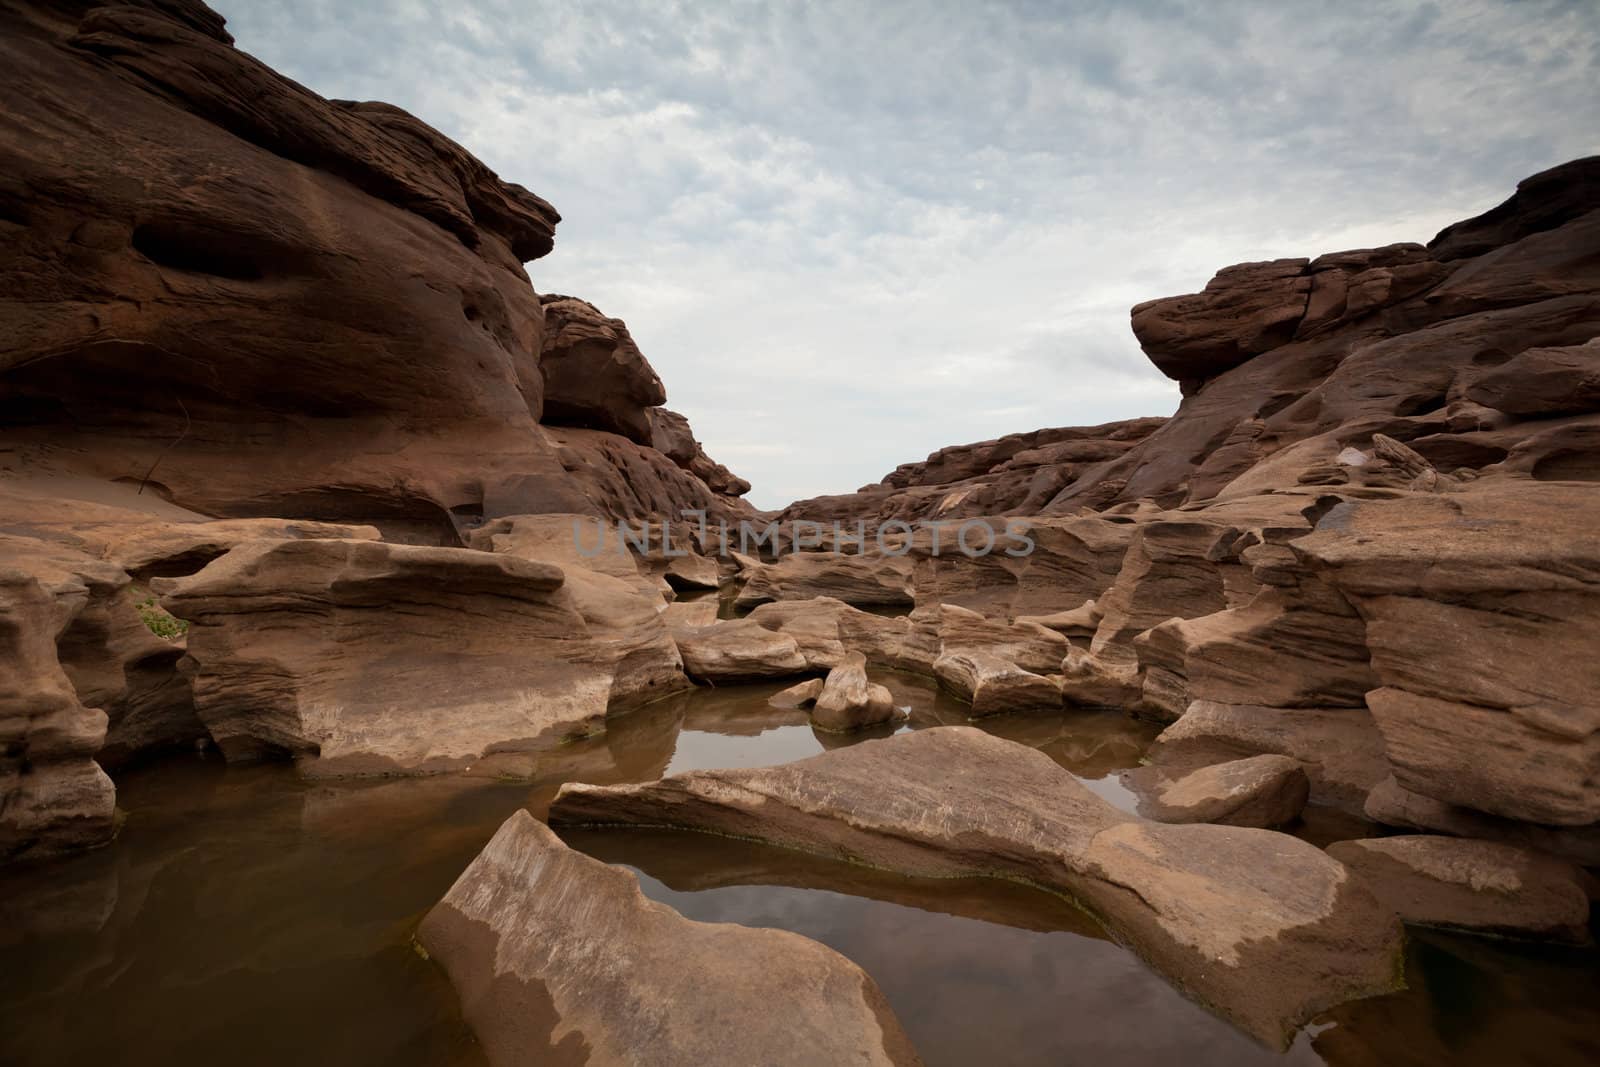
(931, 650), (1060, 718)
(418, 810), (922, 1066)
(673, 619), (811, 684)
(1326, 836), (1593, 945)
(538, 294), (666, 445)
(551, 727), (1405, 1046)
(811, 652), (903, 733)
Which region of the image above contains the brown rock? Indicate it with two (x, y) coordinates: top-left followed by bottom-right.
(538, 294), (666, 445)
(1124, 754), (1310, 829)
(0, 0), (747, 536)
(736, 552), (915, 608)
(1326, 835), (1593, 945)
(1295, 482), (1600, 826)
(811, 652), (904, 733)
(932, 651), (1060, 717)
(768, 678), (824, 710)
(1131, 258), (1313, 383)
(673, 619), (811, 684)
(418, 810), (922, 1066)
(550, 727), (1405, 1046)
(161, 538), (634, 773)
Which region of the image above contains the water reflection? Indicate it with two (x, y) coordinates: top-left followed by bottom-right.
(1, 674), (1596, 1067)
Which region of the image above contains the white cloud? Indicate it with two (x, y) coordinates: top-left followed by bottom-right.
(218, 0), (1599, 509)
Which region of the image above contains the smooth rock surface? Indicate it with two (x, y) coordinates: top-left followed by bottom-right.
(551, 727), (1405, 1045)
(1125, 754), (1310, 829)
(1326, 836), (1593, 945)
(418, 810), (922, 1066)
(811, 653), (903, 733)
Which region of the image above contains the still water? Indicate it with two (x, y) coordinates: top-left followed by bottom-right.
(2, 672), (1596, 1066)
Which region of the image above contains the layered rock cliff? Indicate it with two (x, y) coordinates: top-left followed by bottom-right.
(0, 0), (750, 546)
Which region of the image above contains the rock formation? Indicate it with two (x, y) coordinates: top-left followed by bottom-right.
(418, 810), (922, 1066)
(0, 0), (749, 543)
(550, 727), (1405, 1046)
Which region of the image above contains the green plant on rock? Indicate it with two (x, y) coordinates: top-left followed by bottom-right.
(137, 595), (188, 640)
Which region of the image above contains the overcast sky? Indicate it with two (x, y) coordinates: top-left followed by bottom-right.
(217, 0), (1597, 509)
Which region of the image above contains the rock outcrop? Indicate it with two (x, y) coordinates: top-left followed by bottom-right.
(780, 418), (1165, 524)
(1124, 754), (1310, 829)
(551, 727), (1405, 1046)
(160, 538), (650, 774)
(418, 810), (922, 1066)
(1326, 836), (1593, 945)
(0, 0), (748, 542)
(811, 652), (903, 732)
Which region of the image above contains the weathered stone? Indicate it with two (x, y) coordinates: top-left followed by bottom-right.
(1326, 836), (1593, 945)
(1149, 700), (1390, 816)
(736, 552), (915, 608)
(1296, 483), (1600, 826)
(812, 653), (904, 733)
(551, 727), (1405, 1046)
(1124, 754), (1310, 829)
(768, 678), (824, 710)
(673, 619), (811, 684)
(932, 651), (1060, 718)
(161, 539), (623, 774)
(418, 811), (921, 1066)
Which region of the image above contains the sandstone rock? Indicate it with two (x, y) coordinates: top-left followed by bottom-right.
(1295, 483), (1600, 826)
(736, 552), (915, 608)
(0, 539), (126, 860)
(464, 514), (690, 711)
(648, 407), (751, 498)
(811, 653), (904, 733)
(1326, 836), (1593, 945)
(1131, 258), (1313, 384)
(160, 538), (632, 773)
(778, 418), (1163, 525)
(1041, 161), (1600, 514)
(537, 294), (666, 445)
(1149, 700), (1390, 816)
(1124, 754), (1310, 829)
(418, 810), (922, 1066)
(673, 619), (811, 684)
(768, 678), (824, 710)
(0, 0), (747, 535)
(550, 727), (1405, 1046)
(1363, 776), (1600, 867)
(1017, 598), (1101, 640)
(932, 651), (1060, 718)
(1428, 156), (1600, 260)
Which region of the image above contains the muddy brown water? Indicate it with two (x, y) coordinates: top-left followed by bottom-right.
(2, 671), (1596, 1066)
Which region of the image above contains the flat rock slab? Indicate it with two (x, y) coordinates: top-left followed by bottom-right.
(418, 810), (921, 1066)
(1327, 835), (1594, 945)
(674, 619), (811, 683)
(1125, 754), (1310, 828)
(550, 727), (1404, 1046)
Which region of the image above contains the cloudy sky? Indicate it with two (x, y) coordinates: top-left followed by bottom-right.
(218, 1), (1597, 509)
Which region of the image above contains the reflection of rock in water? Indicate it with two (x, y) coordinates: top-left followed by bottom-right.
(1314, 929), (1600, 1067)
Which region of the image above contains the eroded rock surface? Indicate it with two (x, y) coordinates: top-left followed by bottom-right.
(1326, 836), (1593, 945)
(811, 653), (903, 733)
(161, 539), (626, 773)
(551, 727), (1405, 1045)
(418, 810), (922, 1066)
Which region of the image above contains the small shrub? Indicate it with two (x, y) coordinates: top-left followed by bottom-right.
(137, 595), (188, 640)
